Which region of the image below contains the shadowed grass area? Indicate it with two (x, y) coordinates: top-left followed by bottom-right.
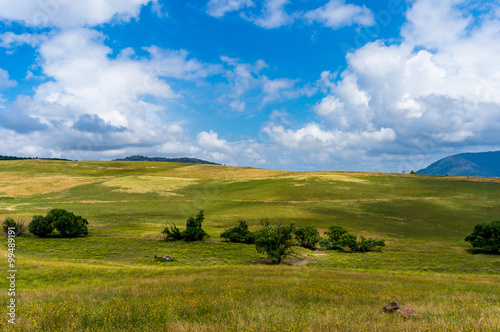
(0, 160), (499, 331)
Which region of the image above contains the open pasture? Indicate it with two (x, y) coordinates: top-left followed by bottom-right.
(0, 159), (499, 331)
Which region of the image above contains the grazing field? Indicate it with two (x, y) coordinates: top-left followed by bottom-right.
(0, 159), (499, 331)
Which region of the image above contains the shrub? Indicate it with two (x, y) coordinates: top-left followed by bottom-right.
(254, 220), (295, 264)
(162, 211), (208, 242)
(162, 223), (183, 240)
(324, 225), (349, 249)
(338, 233), (386, 252)
(220, 220), (255, 244)
(356, 236), (386, 252)
(2, 217), (26, 237)
(46, 209), (89, 238)
(294, 226), (320, 249)
(338, 232), (358, 251)
(29, 209), (89, 238)
(465, 220), (500, 253)
(28, 215), (54, 237)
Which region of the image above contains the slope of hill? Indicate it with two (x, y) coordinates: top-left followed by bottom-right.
(0, 159), (499, 331)
(114, 155), (221, 165)
(417, 151), (500, 177)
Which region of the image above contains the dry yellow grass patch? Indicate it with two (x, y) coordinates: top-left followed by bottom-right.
(286, 173), (370, 184)
(163, 164), (293, 179)
(100, 175), (198, 196)
(0, 173), (103, 196)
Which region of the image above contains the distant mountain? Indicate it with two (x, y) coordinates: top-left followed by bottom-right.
(416, 151), (500, 177)
(114, 155), (221, 165)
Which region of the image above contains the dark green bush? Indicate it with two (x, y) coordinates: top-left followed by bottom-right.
(338, 233), (385, 252)
(220, 220), (255, 244)
(29, 209), (88, 238)
(28, 215), (54, 237)
(46, 209), (89, 238)
(465, 220), (500, 253)
(162, 211), (208, 242)
(294, 226), (320, 249)
(324, 224), (349, 249)
(338, 232), (358, 251)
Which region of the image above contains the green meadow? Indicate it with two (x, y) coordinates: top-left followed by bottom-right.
(0, 159), (499, 331)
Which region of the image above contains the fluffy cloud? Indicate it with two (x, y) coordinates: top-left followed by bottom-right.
(261, 0), (500, 171)
(0, 69), (17, 89)
(0, 0), (153, 28)
(211, 0), (375, 30)
(252, 0), (293, 28)
(207, 0), (254, 18)
(219, 56), (313, 111)
(146, 46), (222, 80)
(303, 0), (374, 29)
(0, 32), (46, 49)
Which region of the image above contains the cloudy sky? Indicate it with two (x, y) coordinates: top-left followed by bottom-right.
(0, 0), (499, 172)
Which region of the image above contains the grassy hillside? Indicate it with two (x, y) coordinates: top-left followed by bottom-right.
(0, 160), (499, 331)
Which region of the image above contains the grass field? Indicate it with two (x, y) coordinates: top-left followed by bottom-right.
(0, 159), (499, 331)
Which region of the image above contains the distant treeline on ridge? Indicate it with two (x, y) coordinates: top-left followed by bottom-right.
(0, 155), (71, 161)
(114, 155), (221, 165)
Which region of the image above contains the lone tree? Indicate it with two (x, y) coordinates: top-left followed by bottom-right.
(465, 220), (500, 253)
(163, 210), (208, 242)
(254, 220), (295, 264)
(28, 209), (88, 238)
(220, 220), (255, 244)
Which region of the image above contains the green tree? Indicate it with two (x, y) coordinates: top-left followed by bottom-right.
(220, 220), (255, 244)
(324, 225), (349, 249)
(338, 233), (358, 251)
(294, 226), (320, 249)
(254, 220), (295, 264)
(45, 209), (89, 237)
(162, 211), (208, 242)
(465, 221), (500, 253)
(28, 215), (54, 238)
(182, 211), (208, 241)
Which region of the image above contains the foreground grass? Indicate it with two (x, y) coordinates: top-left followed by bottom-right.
(1, 263), (499, 331)
(0, 160), (499, 331)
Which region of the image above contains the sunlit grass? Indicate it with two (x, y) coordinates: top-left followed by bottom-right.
(0, 160), (499, 331)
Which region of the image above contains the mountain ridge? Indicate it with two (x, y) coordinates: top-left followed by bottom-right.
(417, 151), (500, 177)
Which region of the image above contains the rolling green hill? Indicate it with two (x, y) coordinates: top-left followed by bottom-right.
(0, 160), (499, 331)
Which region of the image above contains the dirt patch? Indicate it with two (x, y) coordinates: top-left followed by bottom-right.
(252, 259), (309, 266)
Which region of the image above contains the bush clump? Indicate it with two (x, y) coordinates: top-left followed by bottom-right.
(220, 220), (255, 244)
(28, 209), (88, 238)
(2, 217), (26, 237)
(465, 220), (500, 253)
(322, 224), (385, 252)
(294, 225), (320, 249)
(163, 211), (208, 242)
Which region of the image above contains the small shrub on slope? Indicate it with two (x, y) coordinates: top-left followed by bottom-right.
(220, 220), (255, 244)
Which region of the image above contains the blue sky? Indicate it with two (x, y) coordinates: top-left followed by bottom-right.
(0, 0), (499, 172)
